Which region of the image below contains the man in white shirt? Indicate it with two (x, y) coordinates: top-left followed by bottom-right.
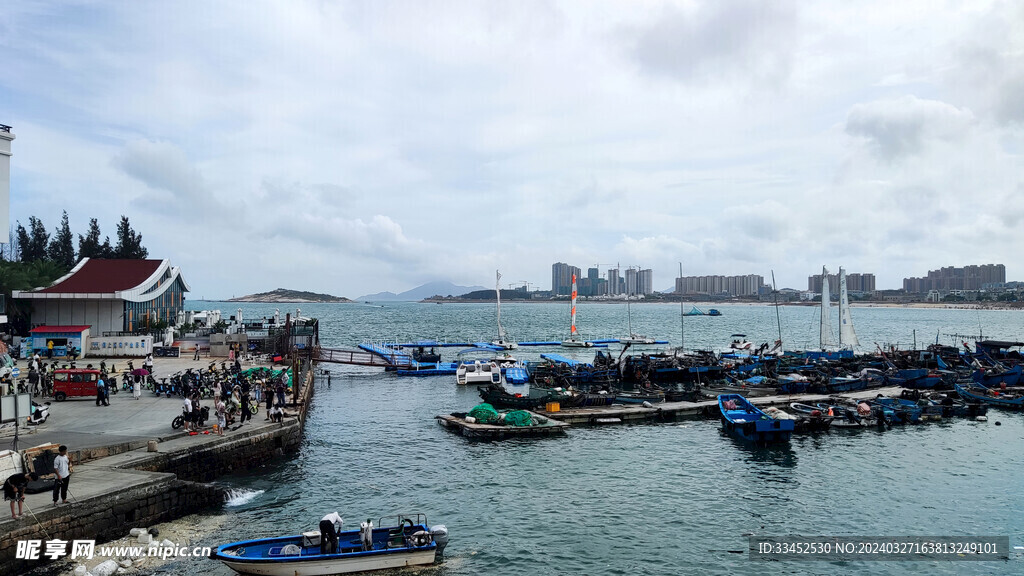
(52, 445), (71, 506)
(182, 396), (193, 432)
(319, 512), (343, 554)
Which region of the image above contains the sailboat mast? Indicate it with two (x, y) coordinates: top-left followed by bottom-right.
(837, 268), (843, 348)
(495, 270), (504, 340)
(771, 270), (782, 347)
(626, 266), (633, 336)
(679, 262), (685, 353)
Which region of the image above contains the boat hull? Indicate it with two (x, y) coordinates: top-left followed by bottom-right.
(216, 548), (437, 576)
(718, 394), (794, 444)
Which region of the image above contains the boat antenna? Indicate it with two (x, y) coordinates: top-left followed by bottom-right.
(771, 270), (782, 349)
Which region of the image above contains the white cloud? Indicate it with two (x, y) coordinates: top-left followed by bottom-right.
(3, 1), (1024, 296)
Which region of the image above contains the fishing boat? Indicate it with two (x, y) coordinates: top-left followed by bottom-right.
(717, 394), (794, 443)
(870, 397), (923, 423)
(210, 514), (448, 576)
(707, 308), (722, 316)
(561, 273), (593, 348)
(455, 360), (501, 385)
(614, 389), (665, 404)
(490, 270), (518, 350)
(955, 379), (1024, 409)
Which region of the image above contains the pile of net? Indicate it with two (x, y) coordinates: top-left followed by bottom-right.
(502, 410), (534, 427)
(467, 403), (500, 424)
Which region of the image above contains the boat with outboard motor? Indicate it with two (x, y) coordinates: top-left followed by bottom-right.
(210, 513), (448, 576)
(455, 360), (501, 385)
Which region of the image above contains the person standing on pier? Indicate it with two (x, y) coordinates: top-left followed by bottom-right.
(275, 378), (286, 408)
(182, 395), (194, 432)
(215, 395), (226, 435)
(264, 380), (274, 420)
(52, 446), (71, 506)
(4, 471), (39, 519)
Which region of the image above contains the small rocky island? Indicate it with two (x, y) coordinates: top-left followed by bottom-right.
(229, 288), (353, 303)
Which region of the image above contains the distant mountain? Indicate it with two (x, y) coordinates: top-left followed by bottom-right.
(357, 281), (487, 301)
(229, 288), (353, 303)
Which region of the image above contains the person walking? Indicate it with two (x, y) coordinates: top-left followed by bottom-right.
(132, 373), (142, 400)
(96, 376), (108, 407)
(4, 471), (39, 519)
(52, 445), (71, 506)
(193, 344), (201, 361)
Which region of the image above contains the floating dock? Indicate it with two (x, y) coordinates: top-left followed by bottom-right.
(436, 411), (569, 439)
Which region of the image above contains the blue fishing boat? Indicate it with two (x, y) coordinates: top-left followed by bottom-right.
(871, 397), (923, 423)
(955, 380), (1024, 409)
(210, 514), (448, 576)
(971, 365), (1023, 388)
(717, 394), (794, 444)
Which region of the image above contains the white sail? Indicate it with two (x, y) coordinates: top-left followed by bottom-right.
(820, 266), (835, 348)
(838, 267), (859, 348)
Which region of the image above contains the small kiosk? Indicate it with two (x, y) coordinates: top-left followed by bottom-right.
(29, 325), (90, 359)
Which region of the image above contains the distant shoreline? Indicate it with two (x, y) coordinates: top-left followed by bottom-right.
(418, 299), (1024, 311)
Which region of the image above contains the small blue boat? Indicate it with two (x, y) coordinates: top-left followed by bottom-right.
(718, 394), (794, 444)
(955, 380), (1024, 409)
(210, 514), (448, 576)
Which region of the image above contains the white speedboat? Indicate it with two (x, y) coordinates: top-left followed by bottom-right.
(210, 514), (448, 576)
(560, 338), (594, 348)
(455, 360), (501, 385)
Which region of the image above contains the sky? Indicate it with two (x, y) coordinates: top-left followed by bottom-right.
(2, 1), (1022, 298)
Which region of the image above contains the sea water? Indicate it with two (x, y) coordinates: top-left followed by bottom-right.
(144, 303), (1024, 574)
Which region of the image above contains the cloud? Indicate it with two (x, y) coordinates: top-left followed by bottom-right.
(112, 139), (226, 219)
(845, 96), (975, 161)
(625, 0), (798, 86)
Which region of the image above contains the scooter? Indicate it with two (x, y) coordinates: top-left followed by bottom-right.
(172, 406), (210, 430)
(27, 401), (51, 425)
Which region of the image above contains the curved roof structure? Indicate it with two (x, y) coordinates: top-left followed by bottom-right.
(13, 258), (191, 302)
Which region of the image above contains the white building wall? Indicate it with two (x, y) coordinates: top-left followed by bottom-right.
(0, 128), (12, 241)
(31, 300), (123, 334)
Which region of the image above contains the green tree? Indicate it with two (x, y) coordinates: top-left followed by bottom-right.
(114, 215), (148, 259)
(47, 210), (77, 269)
(77, 217), (110, 259)
(16, 217), (50, 263)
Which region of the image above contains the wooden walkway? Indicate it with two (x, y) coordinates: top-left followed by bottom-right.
(535, 386), (906, 425)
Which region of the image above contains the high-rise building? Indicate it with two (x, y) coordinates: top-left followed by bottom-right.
(625, 268), (638, 296)
(638, 269), (653, 295)
(808, 271), (876, 293)
(903, 264), (1005, 293)
(607, 268), (622, 295)
(675, 274), (764, 296)
(551, 262), (582, 295)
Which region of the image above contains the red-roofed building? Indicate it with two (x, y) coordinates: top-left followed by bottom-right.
(13, 258), (191, 335)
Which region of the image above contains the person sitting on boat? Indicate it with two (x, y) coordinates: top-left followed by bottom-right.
(319, 511), (343, 554)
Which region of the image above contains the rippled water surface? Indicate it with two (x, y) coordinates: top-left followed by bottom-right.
(161, 302), (1023, 574)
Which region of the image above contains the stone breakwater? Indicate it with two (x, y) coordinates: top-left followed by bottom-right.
(0, 365), (316, 575)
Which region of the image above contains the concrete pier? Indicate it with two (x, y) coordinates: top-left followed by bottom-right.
(0, 354), (318, 574)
